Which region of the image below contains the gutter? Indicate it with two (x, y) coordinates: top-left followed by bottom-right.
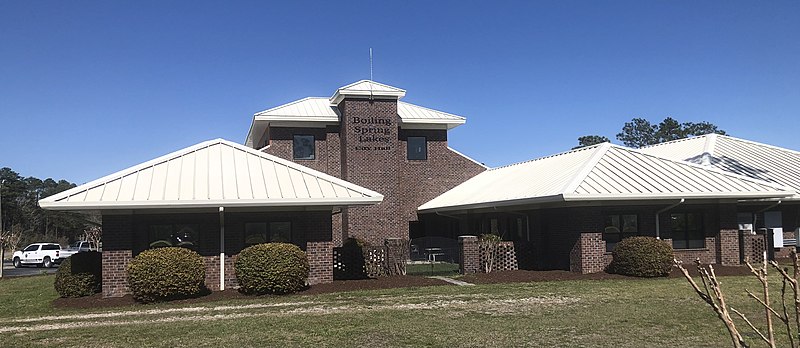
(655, 199), (685, 239)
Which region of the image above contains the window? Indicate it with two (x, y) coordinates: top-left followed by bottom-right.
(148, 224), (198, 249)
(293, 135), (315, 160)
(42, 244), (60, 251)
(604, 214), (638, 251)
(245, 221), (291, 245)
(671, 212), (705, 249)
(23, 245), (39, 252)
(407, 136), (427, 160)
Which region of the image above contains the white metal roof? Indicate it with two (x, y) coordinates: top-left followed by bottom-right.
(640, 134), (800, 200)
(39, 139), (384, 210)
(254, 97), (340, 121)
(330, 80), (406, 104)
(419, 143), (795, 213)
(245, 90), (467, 146)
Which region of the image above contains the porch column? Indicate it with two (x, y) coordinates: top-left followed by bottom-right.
(219, 207), (225, 291)
(570, 232), (606, 274)
(458, 235), (479, 274)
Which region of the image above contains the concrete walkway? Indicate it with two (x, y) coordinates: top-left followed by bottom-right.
(428, 276), (474, 286)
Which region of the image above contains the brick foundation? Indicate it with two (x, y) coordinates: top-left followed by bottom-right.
(307, 241), (333, 284)
(102, 250), (132, 298)
(569, 233), (606, 274)
(671, 237), (717, 264)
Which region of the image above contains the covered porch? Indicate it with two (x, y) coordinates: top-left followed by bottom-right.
(39, 139), (383, 297)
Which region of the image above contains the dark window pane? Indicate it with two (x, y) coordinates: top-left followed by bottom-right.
(670, 214), (685, 233)
(149, 225), (173, 248)
(174, 225), (198, 248)
(24, 245), (39, 252)
(269, 222), (291, 243)
(407, 136), (427, 160)
(622, 215), (638, 233)
(293, 135), (315, 160)
(245, 223), (267, 245)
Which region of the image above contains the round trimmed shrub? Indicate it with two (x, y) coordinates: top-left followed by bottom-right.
(54, 251), (102, 298)
(235, 243), (309, 295)
(609, 236), (673, 277)
(126, 247), (206, 303)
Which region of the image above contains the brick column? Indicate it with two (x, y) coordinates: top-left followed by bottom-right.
(570, 233), (606, 274)
(459, 236), (479, 274)
(306, 241), (333, 284)
(102, 250), (132, 297)
(717, 229), (740, 266)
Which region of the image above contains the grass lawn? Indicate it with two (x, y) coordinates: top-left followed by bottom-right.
(0, 273), (792, 347)
(406, 262), (460, 277)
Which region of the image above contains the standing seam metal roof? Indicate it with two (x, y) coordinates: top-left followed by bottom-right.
(39, 139), (384, 210)
(640, 134), (800, 199)
(418, 143), (795, 212)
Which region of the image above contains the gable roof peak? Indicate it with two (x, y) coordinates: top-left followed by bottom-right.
(330, 80), (406, 104)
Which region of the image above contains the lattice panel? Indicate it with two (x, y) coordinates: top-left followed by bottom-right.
(479, 242), (518, 272)
(743, 234), (767, 265)
(333, 245), (388, 279)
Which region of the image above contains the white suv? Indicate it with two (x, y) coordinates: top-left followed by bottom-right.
(12, 243), (63, 268)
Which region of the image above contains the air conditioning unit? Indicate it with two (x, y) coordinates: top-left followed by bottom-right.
(739, 223), (754, 234)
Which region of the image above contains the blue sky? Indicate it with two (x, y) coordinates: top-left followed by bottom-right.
(1, 1), (798, 184)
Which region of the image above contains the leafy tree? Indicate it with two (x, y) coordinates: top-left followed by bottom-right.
(573, 135), (610, 149)
(0, 167), (93, 248)
(615, 117), (726, 148)
(616, 118), (658, 148)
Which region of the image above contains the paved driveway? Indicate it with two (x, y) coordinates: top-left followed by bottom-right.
(1, 261), (58, 277)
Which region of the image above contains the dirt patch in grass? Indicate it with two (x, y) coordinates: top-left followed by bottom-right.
(461, 266), (752, 284)
(52, 275), (448, 309)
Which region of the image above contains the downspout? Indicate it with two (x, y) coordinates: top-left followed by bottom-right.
(219, 207), (225, 291)
(655, 199), (685, 239)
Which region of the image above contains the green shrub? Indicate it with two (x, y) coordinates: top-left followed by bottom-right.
(126, 247), (206, 303)
(609, 236), (673, 277)
(54, 251), (102, 298)
(235, 243), (309, 295)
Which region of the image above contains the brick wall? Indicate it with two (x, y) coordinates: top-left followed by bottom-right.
(459, 235), (479, 274)
(204, 255), (238, 291)
(262, 98), (485, 246)
(671, 237), (717, 264)
(569, 232), (606, 274)
(717, 229), (740, 265)
(102, 250), (132, 297)
(307, 241), (333, 284)
(99, 210), (334, 298)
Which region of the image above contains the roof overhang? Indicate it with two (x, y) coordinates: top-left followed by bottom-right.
(40, 197), (383, 211)
(400, 118), (466, 130)
(419, 191), (794, 214)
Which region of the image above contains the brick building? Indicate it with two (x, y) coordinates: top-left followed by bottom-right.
(420, 143), (796, 272)
(245, 80), (487, 246)
(39, 139), (384, 297)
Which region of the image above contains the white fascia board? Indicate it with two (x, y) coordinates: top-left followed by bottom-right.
(562, 191), (794, 201)
(254, 115), (339, 124)
(418, 194), (565, 213)
(399, 120), (465, 131)
(39, 196), (384, 211)
(330, 92), (404, 105)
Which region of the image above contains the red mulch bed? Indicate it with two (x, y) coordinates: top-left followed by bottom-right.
(461, 266), (753, 284)
(52, 275), (448, 309)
